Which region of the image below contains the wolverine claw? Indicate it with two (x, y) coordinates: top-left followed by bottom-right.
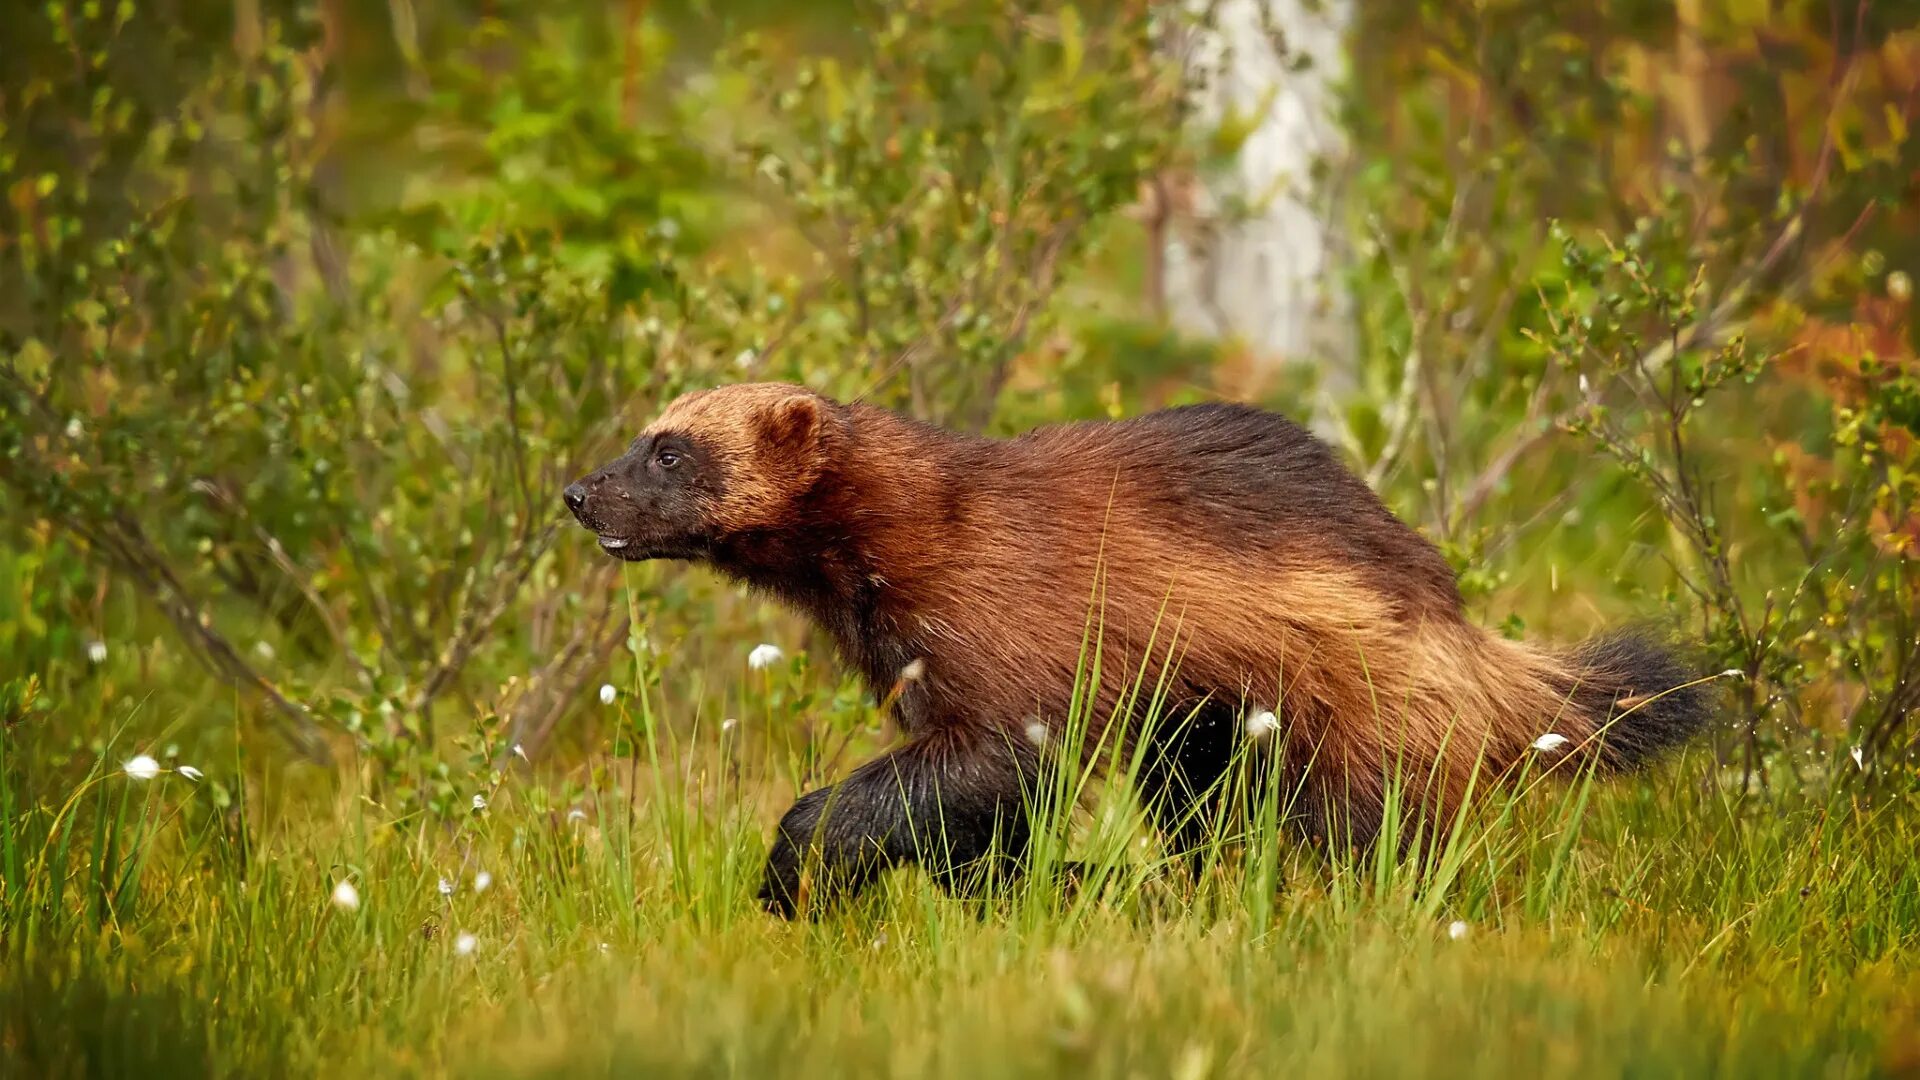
(757, 861), (805, 919)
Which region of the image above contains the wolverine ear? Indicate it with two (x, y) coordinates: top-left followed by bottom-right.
(762, 394), (823, 455)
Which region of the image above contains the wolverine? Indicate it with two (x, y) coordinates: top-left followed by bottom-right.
(564, 382), (1710, 916)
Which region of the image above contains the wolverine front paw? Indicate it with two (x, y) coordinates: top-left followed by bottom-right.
(758, 830), (808, 918)
(758, 786), (835, 918)
(757, 785), (896, 918)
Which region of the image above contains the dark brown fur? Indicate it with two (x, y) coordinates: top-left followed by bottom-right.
(564, 383), (1711, 915)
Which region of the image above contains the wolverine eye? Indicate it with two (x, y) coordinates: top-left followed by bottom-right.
(654, 449), (682, 469)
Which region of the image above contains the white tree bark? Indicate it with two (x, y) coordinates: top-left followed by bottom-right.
(1164, 0), (1355, 394)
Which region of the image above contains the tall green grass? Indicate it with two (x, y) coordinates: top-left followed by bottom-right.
(4, 630), (1917, 1077)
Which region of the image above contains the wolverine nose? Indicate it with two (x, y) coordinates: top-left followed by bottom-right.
(563, 482), (588, 514)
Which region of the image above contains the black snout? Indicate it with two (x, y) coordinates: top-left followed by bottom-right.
(563, 482), (588, 514)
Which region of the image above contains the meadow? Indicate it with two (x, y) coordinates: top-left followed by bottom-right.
(5, 645), (1919, 1077)
(3, 1), (1918, 1076)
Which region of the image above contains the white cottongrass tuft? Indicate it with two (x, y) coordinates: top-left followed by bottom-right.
(1447, 920), (1470, 941)
(1530, 733), (1572, 754)
(438, 877), (454, 897)
(1850, 745), (1865, 771)
(177, 765), (204, 782)
(598, 683), (617, 706)
(566, 807), (588, 824)
(1720, 668), (1746, 679)
(86, 640), (108, 665)
(899, 658), (927, 682)
(330, 880), (361, 911)
(65, 416), (85, 439)
(473, 870), (492, 894)
(471, 793), (488, 812)
(254, 640), (276, 662)
(512, 742), (529, 762)
(1245, 709), (1279, 740)
(1888, 270), (1912, 303)
(454, 931), (478, 957)
(733, 348), (758, 370)
(123, 755), (161, 781)
(1023, 721), (1049, 748)
(720, 717), (739, 735)
(747, 643), (784, 671)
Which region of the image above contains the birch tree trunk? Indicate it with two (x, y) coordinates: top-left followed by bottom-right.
(1163, 0), (1356, 399)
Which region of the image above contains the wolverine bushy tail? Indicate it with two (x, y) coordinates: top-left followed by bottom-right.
(1553, 631), (1715, 773)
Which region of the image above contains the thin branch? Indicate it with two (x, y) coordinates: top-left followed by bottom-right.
(408, 522), (563, 719)
(190, 478), (373, 685)
(1363, 218), (1436, 490)
(1, 369), (330, 762)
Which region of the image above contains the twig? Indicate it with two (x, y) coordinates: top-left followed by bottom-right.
(1364, 219), (1434, 490)
(408, 523), (563, 719)
(1451, 368), (1584, 527)
(961, 218), (1079, 431)
(190, 478), (374, 685)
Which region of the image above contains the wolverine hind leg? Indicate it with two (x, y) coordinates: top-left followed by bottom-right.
(1132, 698), (1295, 867)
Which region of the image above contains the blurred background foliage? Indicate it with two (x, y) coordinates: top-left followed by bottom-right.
(0, 0), (1916, 824)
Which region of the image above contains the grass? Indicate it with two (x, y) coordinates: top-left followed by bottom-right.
(5, 647), (1920, 1079)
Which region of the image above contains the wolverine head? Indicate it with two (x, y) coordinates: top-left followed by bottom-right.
(563, 383), (833, 561)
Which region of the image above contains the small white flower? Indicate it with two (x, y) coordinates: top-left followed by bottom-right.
(899, 658), (927, 682)
(86, 640), (108, 665)
(599, 683), (617, 706)
(1447, 920), (1470, 940)
(473, 870), (492, 894)
(177, 765), (204, 782)
(1245, 709), (1279, 740)
(1578, 373), (1591, 396)
(720, 717), (739, 735)
(472, 793), (488, 812)
(331, 880), (361, 911)
(512, 742), (529, 762)
(454, 931), (478, 956)
(1530, 733), (1572, 754)
(1850, 745), (1865, 771)
(733, 348), (758, 370)
(598, 941), (611, 954)
(123, 755), (161, 781)
(1024, 721), (1049, 748)
(566, 808), (588, 824)
(747, 643), (784, 671)
(65, 416), (84, 439)
(254, 640), (276, 662)
(437, 877), (454, 897)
